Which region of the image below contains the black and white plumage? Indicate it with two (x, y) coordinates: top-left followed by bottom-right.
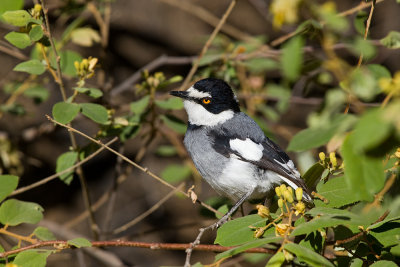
(170, 78), (312, 224)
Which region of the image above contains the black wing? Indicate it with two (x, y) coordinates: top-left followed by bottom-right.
(209, 129), (311, 197)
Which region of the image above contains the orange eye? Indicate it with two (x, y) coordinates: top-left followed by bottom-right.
(202, 98), (211, 104)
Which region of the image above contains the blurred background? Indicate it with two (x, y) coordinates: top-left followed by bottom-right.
(0, 0), (400, 266)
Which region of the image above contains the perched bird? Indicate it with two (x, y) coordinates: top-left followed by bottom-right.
(170, 78), (312, 225)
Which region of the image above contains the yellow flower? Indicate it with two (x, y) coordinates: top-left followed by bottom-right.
(275, 223), (290, 236)
(379, 71), (400, 96)
(256, 204), (270, 218)
(270, 0), (301, 29)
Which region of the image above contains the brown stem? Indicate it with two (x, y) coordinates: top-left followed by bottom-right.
(0, 240), (274, 259)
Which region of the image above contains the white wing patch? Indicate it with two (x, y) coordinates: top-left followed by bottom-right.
(187, 86), (211, 98)
(230, 138), (264, 161)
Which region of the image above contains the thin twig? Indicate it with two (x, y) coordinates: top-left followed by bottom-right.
(112, 183), (185, 235)
(0, 239), (273, 259)
(346, 0), (376, 114)
(111, 55), (196, 97)
(40, 0), (99, 239)
(180, 0), (237, 91)
(0, 44), (29, 61)
(46, 115), (220, 216)
(160, 0), (253, 42)
(63, 171), (129, 228)
(10, 137), (118, 196)
(270, 0), (385, 47)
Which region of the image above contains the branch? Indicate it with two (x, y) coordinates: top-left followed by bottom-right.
(40, 0), (99, 239)
(160, 0), (253, 42)
(180, 0), (237, 91)
(0, 239), (274, 259)
(270, 0), (385, 47)
(112, 183), (185, 235)
(10, 137), (118, 196)
(46, 115), (221, 216)
(111, 55), (196, 97)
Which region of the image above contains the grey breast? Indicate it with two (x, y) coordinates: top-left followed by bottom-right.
(184, 126), (228, 182)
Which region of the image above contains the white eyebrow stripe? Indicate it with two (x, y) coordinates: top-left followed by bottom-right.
(187, 86), (211, 98)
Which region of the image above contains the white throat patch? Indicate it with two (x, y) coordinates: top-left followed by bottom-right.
(183, 100), (234, 127)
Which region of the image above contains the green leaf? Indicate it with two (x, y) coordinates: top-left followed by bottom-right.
(130, 96), (150, 115)
(33, 226), (56, 241)
(70, 27), (101, 47)
(369, 219), (400, 247)
(215, 236), (281, 261)
(216, 204), (229, 220)
(55, 151), (78, 185)
(5, 31), (31, 49)
(0, 199), (43, 226)
(266, 251), (285, 267)
(346, 67), (378, 101)
(281, 36), (304, 81)
(342, 135), (385, 202)
(244, 58), (278, 73)
(0, 175), (18, 202)
(80, 103), (108, 124)
(29, 25), (44, 41)
(23, 85), (49, 103)
(351, 108), (393, 153)
(52, 102), (80, 124)
(14, 59), (46, 75)
(284, 243), (334, 267)
(2, 10), (32, 26)
(370, 261), (398, 267)
(287, 115), (349, 151)
(351, 38), (376, 60)
(59, 50), (82, 77)
(302, 163), (325, 190)
(0, 0), (23, 16)
(354, 11), (368, 35)
(67, 237), (92, 248)
(160, 164), (191, 183)
(367, 64), (391, 80)
(215, 214), (267, 246)
(315, 176), (361, 208)
(74, 87), (103, 98)
(380, 31), (400, 49)
(160, 114), (187, 134)
(155, 97), (183, 110)
(13, 249), (52, 267)
(155, 145), (177, 157)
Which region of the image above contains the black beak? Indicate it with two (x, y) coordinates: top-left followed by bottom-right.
(170, 90), (189, 99)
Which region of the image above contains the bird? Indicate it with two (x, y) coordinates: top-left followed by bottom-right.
(170, 78), (313, 226)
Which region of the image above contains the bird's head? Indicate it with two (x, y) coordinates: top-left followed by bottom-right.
(170, 78), (240, 127)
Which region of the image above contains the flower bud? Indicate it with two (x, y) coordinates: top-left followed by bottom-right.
(74, 61), (80, 71)
(275, 186), (281, 197)
(287, 186), (293, 195)
(295, 188), (303, 201)
(329, 152), (337, 167)
(395, 148), (400, 158)
(280, 184), (287, 194)
(34, 4), (42, 13)
(319, 152), (326, 161)
(256, 204), (270, 218)
(278, 198), (283, 208)
(253, 227), (265, 238)
(283, 190), (294, 203)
